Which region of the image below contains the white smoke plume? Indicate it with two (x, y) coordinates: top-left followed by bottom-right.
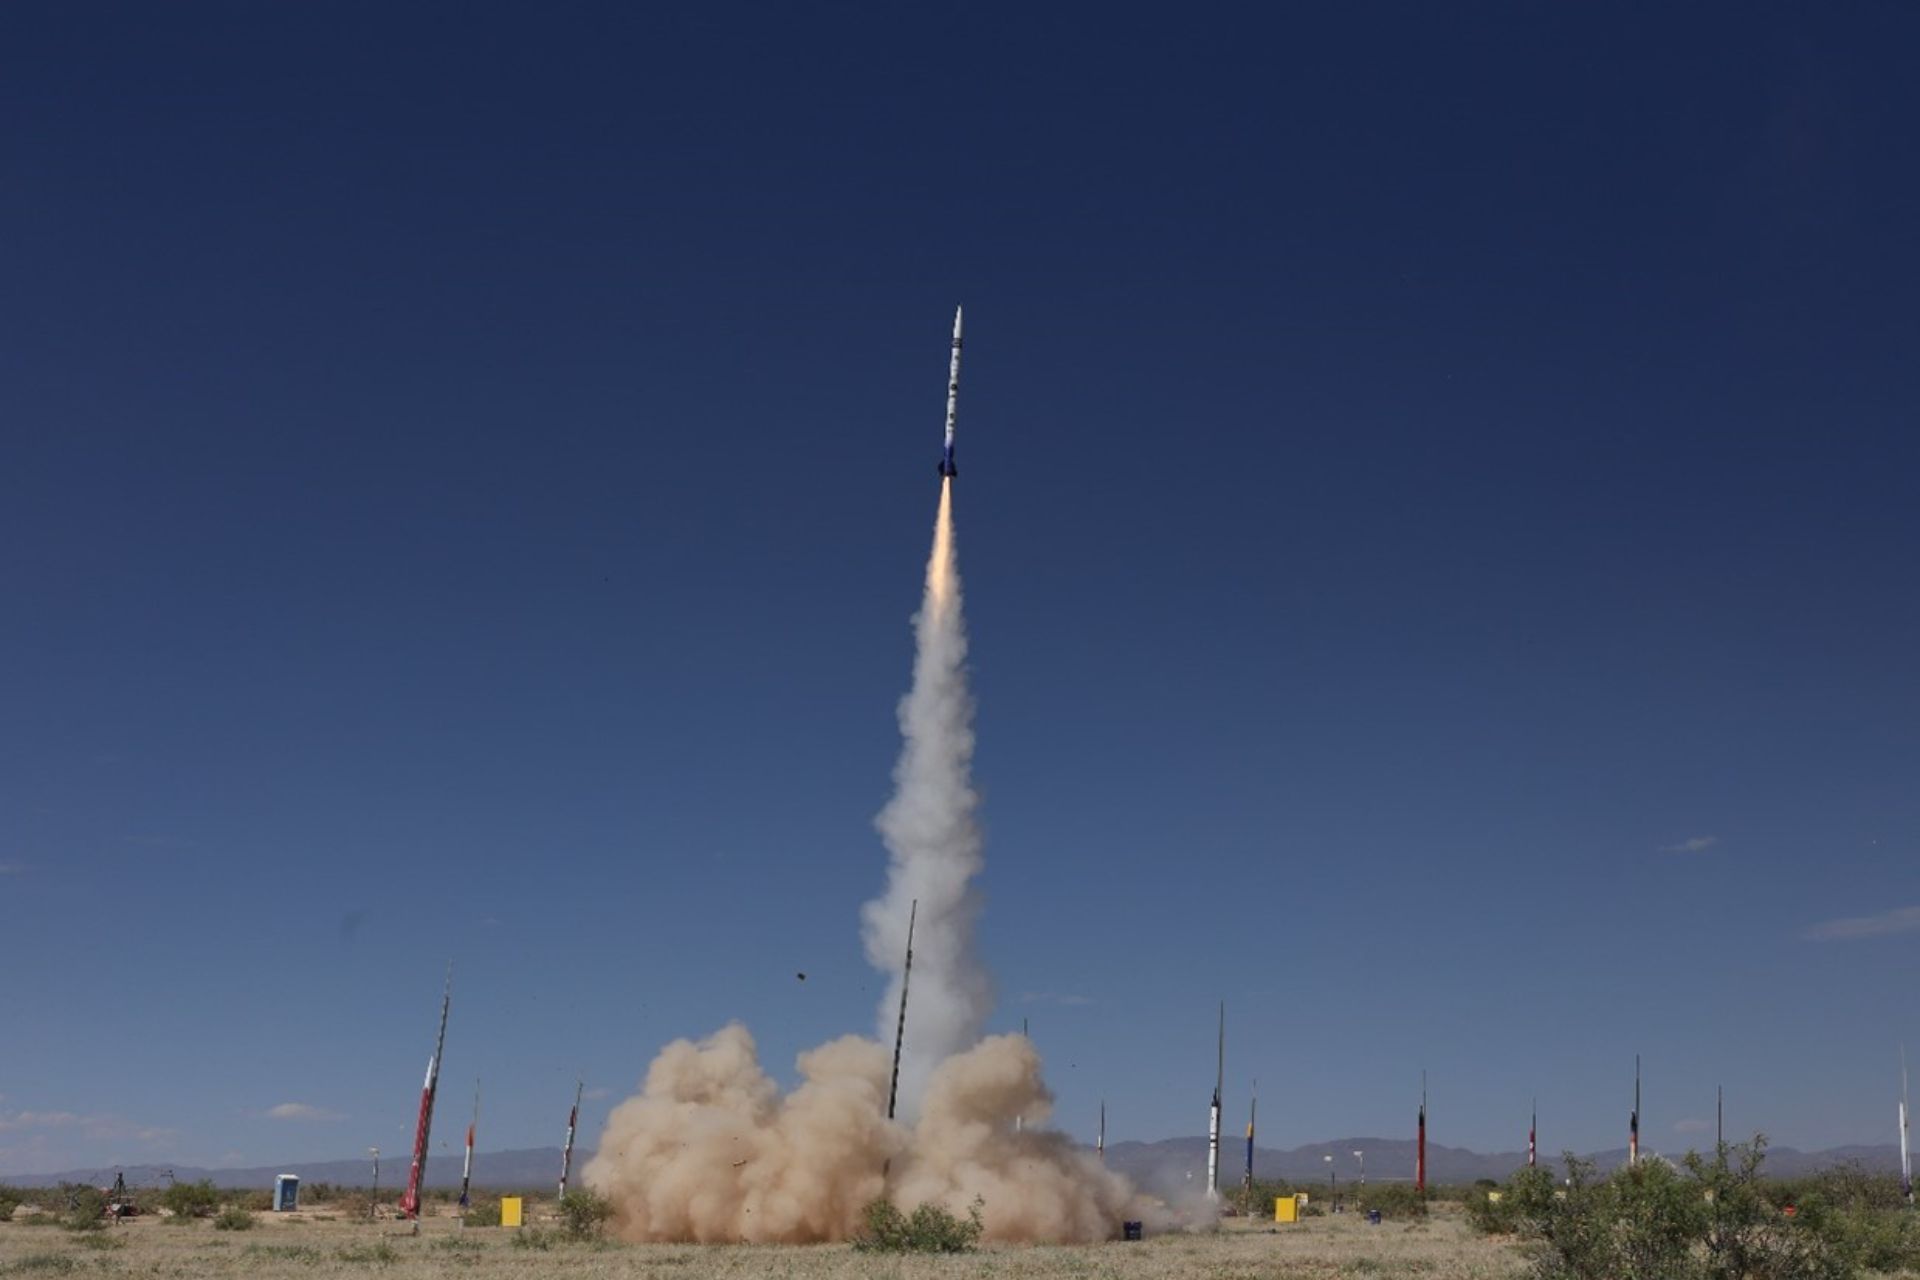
(584, 1025), (1154, 1243)
(586, 480), (1163, 1242)
(861, 480), (991, 1114)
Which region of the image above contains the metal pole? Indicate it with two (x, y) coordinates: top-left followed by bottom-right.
(369, 1148), (380, 1220)
(886, 900), (917, 1123)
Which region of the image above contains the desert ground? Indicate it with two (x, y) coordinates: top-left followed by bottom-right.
(0, 1207), (1528, 1279)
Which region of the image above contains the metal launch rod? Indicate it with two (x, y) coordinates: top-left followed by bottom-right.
(886, 900), (917, 1123)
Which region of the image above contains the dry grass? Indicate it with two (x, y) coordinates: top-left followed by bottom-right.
(0, 1205), (1528, 1279)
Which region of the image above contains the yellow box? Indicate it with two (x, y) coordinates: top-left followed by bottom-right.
(1273, 1196), (1298, 1223)
(500, 1197), (523, 1228)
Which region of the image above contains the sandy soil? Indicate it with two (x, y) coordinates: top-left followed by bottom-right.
(0, 1205), (1529, 1279)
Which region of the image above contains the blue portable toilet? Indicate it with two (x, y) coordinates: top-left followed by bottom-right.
(272, 1174), (299, 1212)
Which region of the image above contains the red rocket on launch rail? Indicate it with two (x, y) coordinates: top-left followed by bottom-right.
(399, 969), (451, 1220)
(1415, 1073), (1427, 1196)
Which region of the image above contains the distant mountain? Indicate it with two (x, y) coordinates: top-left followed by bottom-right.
(5, 1137), (1901, 1192)
(0, 1147), (586, 1193)
(1100, 1136), (1905, 1192)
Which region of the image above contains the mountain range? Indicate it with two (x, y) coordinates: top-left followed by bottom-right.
(4, 1137), (1902, 1193)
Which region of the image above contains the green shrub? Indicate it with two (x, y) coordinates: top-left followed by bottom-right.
(1355, 1181), (1429, 1220)
(60, 1185), (106, 1231)
(852, 1196), (984, 1253)
(1494, 1141), (1856, 1280)
(160, 1180), (219, 1219)
(461, 1196), (501, 1227)
(244, 1244), (321, 1262)
(557, 1189), (613, 1241)
(213, 1205), (255, 1231)
(336, 1241), (398, 1264)
(511, 1227), (556, 1251)
(0, 1184), (23, 1221)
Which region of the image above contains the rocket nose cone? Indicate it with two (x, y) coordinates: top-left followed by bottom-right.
(953, 305), (963, 339)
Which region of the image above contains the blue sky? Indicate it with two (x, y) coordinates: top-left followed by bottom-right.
(3, 2), (1917, 1176)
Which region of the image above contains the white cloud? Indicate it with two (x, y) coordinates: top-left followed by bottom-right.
(0, 1110), (84, 1132)
(1802, 905), (1920, 942)
(265, 1102), (343, 1122)
(0, 1109), (176, 1144)
(1661, 836), (1718, 854)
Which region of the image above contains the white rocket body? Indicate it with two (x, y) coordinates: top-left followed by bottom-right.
(1206, 1096), (1221, 1201)
(938, 307), (961, 476)
(1901, 1098), (1912, 1202)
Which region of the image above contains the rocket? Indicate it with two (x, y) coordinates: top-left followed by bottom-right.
(1206, 1002), (1222, 1203)
(1097, 1100), (1106, 1162)
(1901, 1047), (1913, 1205)
(938, 306), (962, 478)
(1243, 1080), (1257, 1196)
(1416, 1072), (1427, 1196)
(399, 966), (451, 1220)
(1528, 1098), (1536, 1168)
(1629, 1055), (1641, 1168)
(559, 1079), (584, 1200)
(458, 1080), (478, 1209)
(1015, 1018), (1028, 1133)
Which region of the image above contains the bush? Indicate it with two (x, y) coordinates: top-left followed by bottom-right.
(160, 1180), (220, 1219)
(852, 1197), (984, 1253)
(1775, 1160), (1920, 1274)
(1493, 1141), (1856, 1280)
(336, 1241), (397, 1264)
(213, 1205), (255, 1231)
(0, 1184), (22, 1221)
(1355, 1181), (1429, 1220)
(461, 1196), (502, 1227)
(557, 1189), (613, 1241)
(511, 1227), (556, 1251)
(60, 1185), (106, 1231)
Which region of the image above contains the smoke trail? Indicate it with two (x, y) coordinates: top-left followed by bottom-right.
(584, 479), (1168, 1242)
(861, 479), (990, 1114)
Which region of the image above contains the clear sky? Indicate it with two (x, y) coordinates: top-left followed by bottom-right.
(3, 3), (1917, 1177)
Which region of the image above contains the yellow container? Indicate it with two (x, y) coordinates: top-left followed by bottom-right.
(1273, 1196), (1298, 1223)
(500, 1197), (524, 1228)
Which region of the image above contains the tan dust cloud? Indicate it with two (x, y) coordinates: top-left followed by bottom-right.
(584, 1025), (1156, 1243)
